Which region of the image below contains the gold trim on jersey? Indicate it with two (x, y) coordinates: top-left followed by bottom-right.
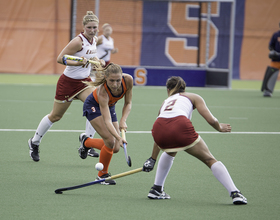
(163, 136), (201, 153)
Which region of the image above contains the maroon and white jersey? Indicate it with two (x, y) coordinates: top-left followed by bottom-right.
(152, 93), (200, 151)
(96, 35), (114, 62)
(158, 93), (194, 120)
(64, 33), (97, 79)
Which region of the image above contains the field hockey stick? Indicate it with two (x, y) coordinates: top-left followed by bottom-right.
(55, 167), (142, 194)
(63, 55), (101, 65)
(121, 129), (132, 167)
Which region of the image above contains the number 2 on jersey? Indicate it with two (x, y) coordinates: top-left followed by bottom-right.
(164, 99), (177, 111)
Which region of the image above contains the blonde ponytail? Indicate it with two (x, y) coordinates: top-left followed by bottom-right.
(85, 63), (122, 87)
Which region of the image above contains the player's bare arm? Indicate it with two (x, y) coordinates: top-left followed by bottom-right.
(190, 93), (229, 132)
(151, 142), (161, 160)
(57, 37), (87, 66)
(96, 35), (103, 46)
(111, 46), (119, 54)
(119, 74), (133, 131)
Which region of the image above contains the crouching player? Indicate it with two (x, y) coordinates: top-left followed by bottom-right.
(143, 76), (247, 205)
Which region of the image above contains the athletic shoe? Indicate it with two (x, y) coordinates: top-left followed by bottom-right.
(230, 191), (247, 205)
(95, 173), (116, 185)
(28, 138), (40, 162)
(263, 90), (272, 97)
(79, 133), (87, 143)
(78, 134), (89, 159)
(147, 188), (170, 199)
(79, 133), (99, 158)
(88, 148), (99, 157)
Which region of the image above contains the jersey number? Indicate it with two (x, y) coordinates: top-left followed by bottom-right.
(91, 107), (96, 112)
(164, 99), (177, 111)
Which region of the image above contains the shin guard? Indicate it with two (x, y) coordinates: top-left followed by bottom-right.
(261, 66), (279, 94)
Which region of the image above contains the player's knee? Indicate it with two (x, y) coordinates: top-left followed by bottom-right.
(113, 148), (120, 153)
(113, 142), (120, 153)
(104, 138), (115, 149)
(49, 114), (62, 123)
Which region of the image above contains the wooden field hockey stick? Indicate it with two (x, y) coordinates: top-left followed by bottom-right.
(63, 55), (101, 66)
(121, 129), (132, 167)
(55, 167), (142, 194)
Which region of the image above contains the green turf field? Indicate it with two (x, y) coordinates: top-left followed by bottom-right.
(1, 73), (280, 219)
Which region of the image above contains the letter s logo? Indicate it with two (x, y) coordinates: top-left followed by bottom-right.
(166, 2), (219, 66)
(134, 68), (147, 86)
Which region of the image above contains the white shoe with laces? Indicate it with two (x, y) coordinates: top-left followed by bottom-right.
(231, 191), (247, 205)
(148, 188), (170, 199)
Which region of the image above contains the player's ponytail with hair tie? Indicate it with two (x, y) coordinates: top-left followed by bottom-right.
(166, 76), (186, 96)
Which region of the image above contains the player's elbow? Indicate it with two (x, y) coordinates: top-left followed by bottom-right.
(57, 56), (63, 64)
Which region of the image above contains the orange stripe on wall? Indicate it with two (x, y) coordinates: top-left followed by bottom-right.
(0, 0), (70, 74)
(99, 1), (142, 66)
(240, 0), (280, 80)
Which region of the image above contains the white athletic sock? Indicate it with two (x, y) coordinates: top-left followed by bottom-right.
(32, 115), (53, 145)
(154, 152), (174, 191)
(211, 161), (239, 195)
(85, 119), (96, 138)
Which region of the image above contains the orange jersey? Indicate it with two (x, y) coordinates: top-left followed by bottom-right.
(92, 76), (127, 107)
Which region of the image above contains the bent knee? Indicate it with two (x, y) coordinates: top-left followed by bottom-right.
(113, 143), (121, 153)
(48, 115), (62, 123)
(113, 148), (120, 153)
(104, 139), (115, 149)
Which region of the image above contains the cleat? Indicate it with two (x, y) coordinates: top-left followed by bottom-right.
(263, 90), (272, 97)
(78, 134), (89, 159)
(88, 148), (99, 157)
(95, 173), (116, 185)
(79, 133), (87, 143)
(28, 138), (40, 162)
(231, 191), (247, 205)
(147, 188), (170, 199)
(79, 133), (99, 158)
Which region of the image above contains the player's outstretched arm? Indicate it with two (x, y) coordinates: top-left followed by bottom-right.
(192, 94), (231, 132)
(143, 142), (160, 172)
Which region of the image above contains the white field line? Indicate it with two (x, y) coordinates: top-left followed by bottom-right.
(0, 129), (279, 135)
(1, 99), (280, 111)
(1, 99), (280, 110)
(229, 117), (248, 120)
